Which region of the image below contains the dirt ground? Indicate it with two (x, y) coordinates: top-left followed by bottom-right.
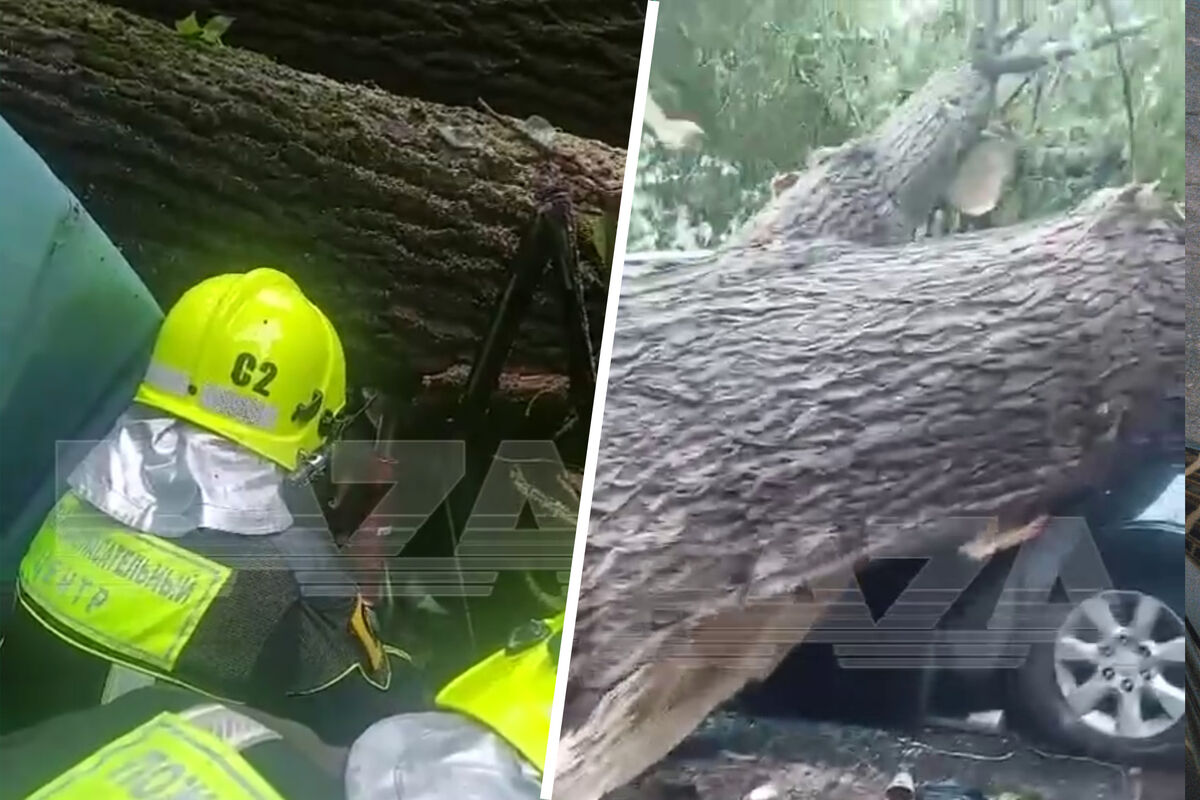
(608, 712), (1184, 800)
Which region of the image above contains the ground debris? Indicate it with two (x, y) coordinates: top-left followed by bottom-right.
(606, 713), (1181, 800)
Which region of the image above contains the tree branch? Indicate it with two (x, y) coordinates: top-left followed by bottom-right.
(977, 19), (1154, 77)
(1099, 0), (1137, 182)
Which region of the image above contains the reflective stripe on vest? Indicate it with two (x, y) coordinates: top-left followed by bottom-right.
(19, 493), (233, 672)
(26, 705), (285, 799)
(435, 613), (564, 772)
(19, 492), (386, 700)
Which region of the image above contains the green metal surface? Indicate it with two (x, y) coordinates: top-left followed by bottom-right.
(0, 116), (162, 629)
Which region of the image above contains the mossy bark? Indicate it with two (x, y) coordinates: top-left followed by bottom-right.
(101, 0), (645, 147)
(0, 0), (621, 388)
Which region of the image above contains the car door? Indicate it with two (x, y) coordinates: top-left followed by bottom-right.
(0, 116), (162, 636)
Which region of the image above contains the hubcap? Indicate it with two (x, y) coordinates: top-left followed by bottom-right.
(1052, 590), (1185, 739)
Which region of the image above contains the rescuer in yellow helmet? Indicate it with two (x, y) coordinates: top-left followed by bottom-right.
(0, 613), (565, 800)
(0, 268), (427, 743)
(345, 612), (565, 799)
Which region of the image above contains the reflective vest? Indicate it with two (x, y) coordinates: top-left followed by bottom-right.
(436, 612), (564, 772)
(0, 686), (341, 800)
(16, 492), (390, 703)
(26, 706), (287, 799)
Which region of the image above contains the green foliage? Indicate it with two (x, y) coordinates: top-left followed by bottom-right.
(175, 12), (234, 47)
(582, 210), (618, 273)
(630, 0), (1182, 251)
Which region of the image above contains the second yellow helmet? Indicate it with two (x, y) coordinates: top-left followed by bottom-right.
(134, 268), (347, 471)
(435, 613), (564, 772)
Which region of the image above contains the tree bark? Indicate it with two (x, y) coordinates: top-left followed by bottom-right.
(1187, 1), (1200, 447)
(95, 0), (645, 147)
(414, 366), (580, 445)
(554, 184), (1184, 799)
(0, 0), (621, 386)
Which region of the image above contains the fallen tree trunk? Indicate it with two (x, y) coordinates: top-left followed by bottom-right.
(100, 0), (645, 147)
(731, 19), (1154, 250)
(553, 19), (1177, 796)
(0, 0), (620, 385)
(733, 64), (995, 248)
(554, 185), (1184, 799)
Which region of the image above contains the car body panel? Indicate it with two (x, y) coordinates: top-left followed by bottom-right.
(0, 115), (162, 634)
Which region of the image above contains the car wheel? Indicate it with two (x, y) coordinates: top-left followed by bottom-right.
(1007, 589), (1186, 764)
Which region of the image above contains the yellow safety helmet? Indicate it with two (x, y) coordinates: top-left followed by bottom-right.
(134, 268), (346, 471)
(435, 613), (564, 772)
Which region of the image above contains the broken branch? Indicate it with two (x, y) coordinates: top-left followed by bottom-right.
(977, 19), (1155, 76)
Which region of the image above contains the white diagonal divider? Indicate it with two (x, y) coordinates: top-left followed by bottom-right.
(540, 3), (661, 797)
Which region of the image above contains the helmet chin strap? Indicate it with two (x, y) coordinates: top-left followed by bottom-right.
(288, 448), (330, 485)
(287, 388), (378, 485)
